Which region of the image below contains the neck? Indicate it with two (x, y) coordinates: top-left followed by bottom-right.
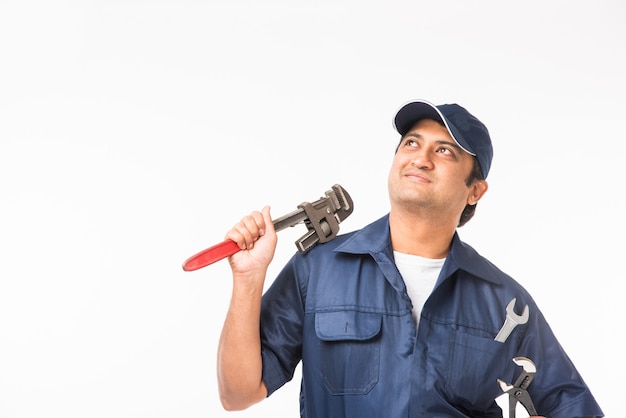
(389, 208), (457, 259)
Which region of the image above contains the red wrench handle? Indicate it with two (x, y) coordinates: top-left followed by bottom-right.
(182, 239), (240, 271)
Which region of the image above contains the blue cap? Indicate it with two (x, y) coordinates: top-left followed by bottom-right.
(393, 100), (493, 178)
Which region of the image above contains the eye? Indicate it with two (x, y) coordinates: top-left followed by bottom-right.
(436, 146), (453, 156)
(405, 139), (419, 147)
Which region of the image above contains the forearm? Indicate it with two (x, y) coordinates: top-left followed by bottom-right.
(217, 272), (268, 411)
(216, 206), (276, 410)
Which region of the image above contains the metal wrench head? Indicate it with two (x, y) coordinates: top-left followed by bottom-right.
(512, 357), (536, 390)
(499, 357), (536, 393)
(506, 298), (529, 324)
(293, 184), (354, 252)
(513, 356), (536, 374)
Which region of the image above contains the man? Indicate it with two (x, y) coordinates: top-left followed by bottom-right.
(216, 100), (603, 417)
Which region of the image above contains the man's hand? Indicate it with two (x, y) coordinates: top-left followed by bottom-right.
(225, 206), (277, 277)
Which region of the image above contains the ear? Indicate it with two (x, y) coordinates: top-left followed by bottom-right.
(467, 180), (488, 206)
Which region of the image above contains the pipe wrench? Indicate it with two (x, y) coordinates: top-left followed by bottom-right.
(182, 184), (354, 271)
(498, 357), (538, 418)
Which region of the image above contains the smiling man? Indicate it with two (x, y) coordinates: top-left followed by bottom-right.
(215, 100), (604, 417)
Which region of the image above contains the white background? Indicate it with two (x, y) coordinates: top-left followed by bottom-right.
(0, 1), (622, 417)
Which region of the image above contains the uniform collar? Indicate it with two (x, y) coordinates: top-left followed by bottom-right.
(335, 214), (502, 286)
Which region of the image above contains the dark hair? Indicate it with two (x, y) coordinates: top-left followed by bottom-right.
(458, 157), (484, 227)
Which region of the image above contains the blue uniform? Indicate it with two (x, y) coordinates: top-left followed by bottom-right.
(260, 215), (603, 417)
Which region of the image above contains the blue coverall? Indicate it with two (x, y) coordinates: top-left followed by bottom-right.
(259, 215), (603, 417)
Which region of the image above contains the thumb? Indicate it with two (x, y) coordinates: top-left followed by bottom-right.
(261, 206), (275, 235)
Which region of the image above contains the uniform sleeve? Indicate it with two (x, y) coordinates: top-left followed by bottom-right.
(518, 302), (604, 418)
(259, 255), (306, 396)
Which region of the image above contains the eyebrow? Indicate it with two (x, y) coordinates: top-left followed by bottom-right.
(402, 132), (464, 153)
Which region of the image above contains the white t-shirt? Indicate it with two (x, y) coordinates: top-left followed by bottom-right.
(393, 251), (445, 326)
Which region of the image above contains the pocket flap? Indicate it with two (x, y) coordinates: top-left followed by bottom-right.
(315, 311), (382, 341)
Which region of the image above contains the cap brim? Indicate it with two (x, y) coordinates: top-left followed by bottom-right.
(393, 100), (476, 157)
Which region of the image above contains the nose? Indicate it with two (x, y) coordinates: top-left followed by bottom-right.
(411, 148), (434, 169)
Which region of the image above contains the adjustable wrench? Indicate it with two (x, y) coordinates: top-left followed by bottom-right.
(494, 298), (529, 343)
(182, 184), (354, 271)
(498, 356), (538, 417)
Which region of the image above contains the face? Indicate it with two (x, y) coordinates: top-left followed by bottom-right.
(388, 118), (487, 218)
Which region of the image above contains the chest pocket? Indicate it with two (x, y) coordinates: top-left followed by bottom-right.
(315, 311), (382, 395)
